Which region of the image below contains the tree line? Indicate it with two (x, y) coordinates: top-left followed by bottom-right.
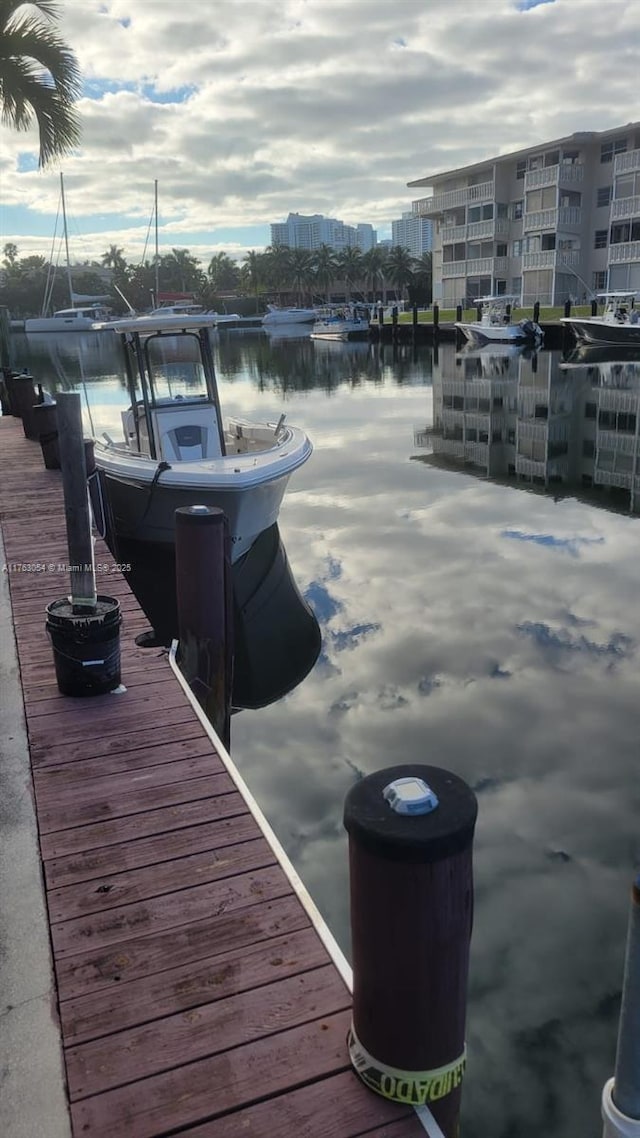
(0, 242), (432, 318)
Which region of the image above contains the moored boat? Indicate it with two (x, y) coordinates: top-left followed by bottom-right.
(310, 304), (370, 341)
(261, 304), (318, 326)
(561, 292), (640, 347)
(90, 313), (312, 564)
(455, 295), (543, 346)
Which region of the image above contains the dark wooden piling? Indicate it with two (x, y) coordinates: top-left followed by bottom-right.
(55, 392), (97, 612)
(433, 304), (439, 336)
(11, 371), (40, 439)
(344, 764), (477, 1137)
(378, 305), (384, 326)
(591, 298), (598, 316)
(455, 305), (462, 323)
(564, 299), (572, 318)
(391, 307), (399, 341)
(412, 305), (418, 337)
(175, 505), (233, 751)
(533, 301), (540, 323)
(476, 304), (482, 321)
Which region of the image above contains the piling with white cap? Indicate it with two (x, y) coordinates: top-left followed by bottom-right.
(344, 763), (478, 1138)
(602, 875), (640, 1138)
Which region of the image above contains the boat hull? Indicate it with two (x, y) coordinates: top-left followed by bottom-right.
(24, 315), (110, 332)
(561, 317), (640, 347)
(455, 321), (541, 345)
(95, 466), (295, 563)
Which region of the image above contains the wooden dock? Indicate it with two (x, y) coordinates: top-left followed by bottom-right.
(0, 415), (426, 1138)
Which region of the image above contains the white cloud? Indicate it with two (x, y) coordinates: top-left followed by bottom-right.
(2, 0), (640, 260)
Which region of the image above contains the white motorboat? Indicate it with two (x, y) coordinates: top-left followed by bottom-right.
(455, 295), (543, 345)
(261, 304), (318, 326)
(90, 314), (312, 564)
(310, 304), (370, 341)
(561, 292), (640, 347)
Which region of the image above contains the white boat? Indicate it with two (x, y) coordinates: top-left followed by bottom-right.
(25, 303), (114, 332)
(90, 313), (312, 564)
(24, 173), (114, 333)
(310, 304), (370, 341)
(261, 304), (318, 326)
(455, 295), (543, 345)
(561, 292), (640, 347)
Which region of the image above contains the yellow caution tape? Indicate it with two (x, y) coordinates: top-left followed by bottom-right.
(348, 1024), (466, 1106)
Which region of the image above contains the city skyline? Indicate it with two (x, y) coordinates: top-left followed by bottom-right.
(1, 0), (638, 266)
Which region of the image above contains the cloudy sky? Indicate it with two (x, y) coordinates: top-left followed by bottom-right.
(1, 0), (639, 266)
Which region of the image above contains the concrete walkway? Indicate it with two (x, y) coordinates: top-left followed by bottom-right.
(0, 526), (71, 1138)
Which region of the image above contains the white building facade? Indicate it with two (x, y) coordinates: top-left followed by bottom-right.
(409, 121), (640, 306)
(391, 211), (433, 256)
(270, 213), (377, 252)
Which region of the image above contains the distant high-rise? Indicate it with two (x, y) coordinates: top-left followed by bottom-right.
(391, 211), (433, 256)
(270, 213), (377, 252)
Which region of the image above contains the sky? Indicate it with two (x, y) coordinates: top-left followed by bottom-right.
(1, 0), (639, 268)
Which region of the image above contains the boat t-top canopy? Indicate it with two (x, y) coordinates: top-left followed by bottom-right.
(595, 291), (640, 300)
(475, 294), (520, 304)
(92, 314), (220, 334)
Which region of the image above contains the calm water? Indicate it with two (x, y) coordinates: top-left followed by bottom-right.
(13, 328), (640, 1137)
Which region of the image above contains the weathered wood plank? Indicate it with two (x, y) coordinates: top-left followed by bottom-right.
(40, 790), (245, 860)
(31, 715), (206, 768)
(35, 751), (217, 805)
(66, 965), (349, 1099)
(45, 812), (257, 889)
(49, 836), (275, 922)
(69, 1010), (352, 1137)
(177, 1070), (423, 1138)
(60, 926), (328, 1045)
(56, 894), (307, 1000)
(39, 771), (234, 835)
(51, 864), (293, 957)
(28, 699), (197, 748)
(33, 736), (217, 788)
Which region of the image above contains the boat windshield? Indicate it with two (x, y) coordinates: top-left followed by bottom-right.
(143, 332), (209, 403)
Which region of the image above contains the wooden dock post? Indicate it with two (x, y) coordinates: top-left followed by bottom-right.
(455, 305), (462, 324)
(344, 764), (477, 1138)
(412, 305), (418, 338)
(533, 301), (540, 323)
(592, 298), (598, 316)
(391, 306), (398, 341)
(55, 392), (97, 611)
(175, 505), (233, 750)
(564, 298), (572, 318)
(432, 304), (439, 337)
(11, 371), (41, 440)
(602, 874), (640, 1137)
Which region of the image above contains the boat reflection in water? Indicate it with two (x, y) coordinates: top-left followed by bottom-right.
(92, 517), (321, 712)
(413, 342), (640, 514)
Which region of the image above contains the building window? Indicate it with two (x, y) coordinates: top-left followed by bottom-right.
(496, 243), (508, 257)
(594, 230), (608, 249)
(516, 161), (526, 180)
(597, 186), (612, 208)
(592, 271), (607, 290)
(511, 200), (524, 221)
(601, 138), (628, 163)
(585, 402), (597, 420)
(583, 439), (595, 458)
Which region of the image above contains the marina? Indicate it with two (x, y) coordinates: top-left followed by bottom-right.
(0, 413), (425, 1138)
(3, 327), (640, 1137)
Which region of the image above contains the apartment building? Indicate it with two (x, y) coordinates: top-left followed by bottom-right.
(409, 121), (640, 307)
(391, 211), (433, 256)
(270, 213), (377, 252)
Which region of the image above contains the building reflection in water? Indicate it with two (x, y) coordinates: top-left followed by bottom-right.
(414, 342), (640, 514)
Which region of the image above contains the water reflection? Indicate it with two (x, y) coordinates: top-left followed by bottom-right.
(9, 329), (640, 1138)
(414, 342), (640, 516)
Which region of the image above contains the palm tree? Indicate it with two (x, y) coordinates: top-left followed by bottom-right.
(243, 249), (263, 313)
(313, 244), (337, 303)
(413, 251), (432, 305)
(386, 245), (415, 302)
(3, 241), (18, 267)
(263, 244), (290, 304)
(361, 247), (388, 305)
(336, 246), (363, 302)
(288, 248), (314, 306)
(207, 251), (240, 292)
(101, 244), (127, 273)
(0, 1), (82, 168)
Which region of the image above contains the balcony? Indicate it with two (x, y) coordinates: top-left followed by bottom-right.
(441, 224), (467, 244)
(598, 388), (640, 412)
(615, 149), (640, 174)
(442, 218), (510, 244)
(467, 219), (495, 239)
(413, 181), (495, 216)
(608, 241), (640, 264)
(524, 163), (584, 190)
(442, 260), (466, 278)
(611, 196), (640, 220)
(522, 249), (580, 270)
(523, 206), (582, 233)
(518, 420), (548, 442)
(597, 430), (637, 453)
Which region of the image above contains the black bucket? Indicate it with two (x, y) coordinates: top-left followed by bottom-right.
(46, 595), (122, 696)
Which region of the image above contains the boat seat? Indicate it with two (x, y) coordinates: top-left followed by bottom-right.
(159, 423), (221, 461)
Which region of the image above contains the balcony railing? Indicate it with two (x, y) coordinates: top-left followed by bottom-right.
(518, 421), (548, 441)
(442, 260), (466, 277)
(522, 249), (580, 269)
(608, 241), (640, 263)
(467, 219), (495, 239)
(615, 149), (640, 175)
(524, 163), (585, 190)
(611, 196), (640, 220)
(414, 181), (495, 216)
(523, 206), (582, 233)
(441, 224), (467, 244)
(597, 430), (637, 453)
(441, 218), (510, 244)
(598, 388), (640, 412)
